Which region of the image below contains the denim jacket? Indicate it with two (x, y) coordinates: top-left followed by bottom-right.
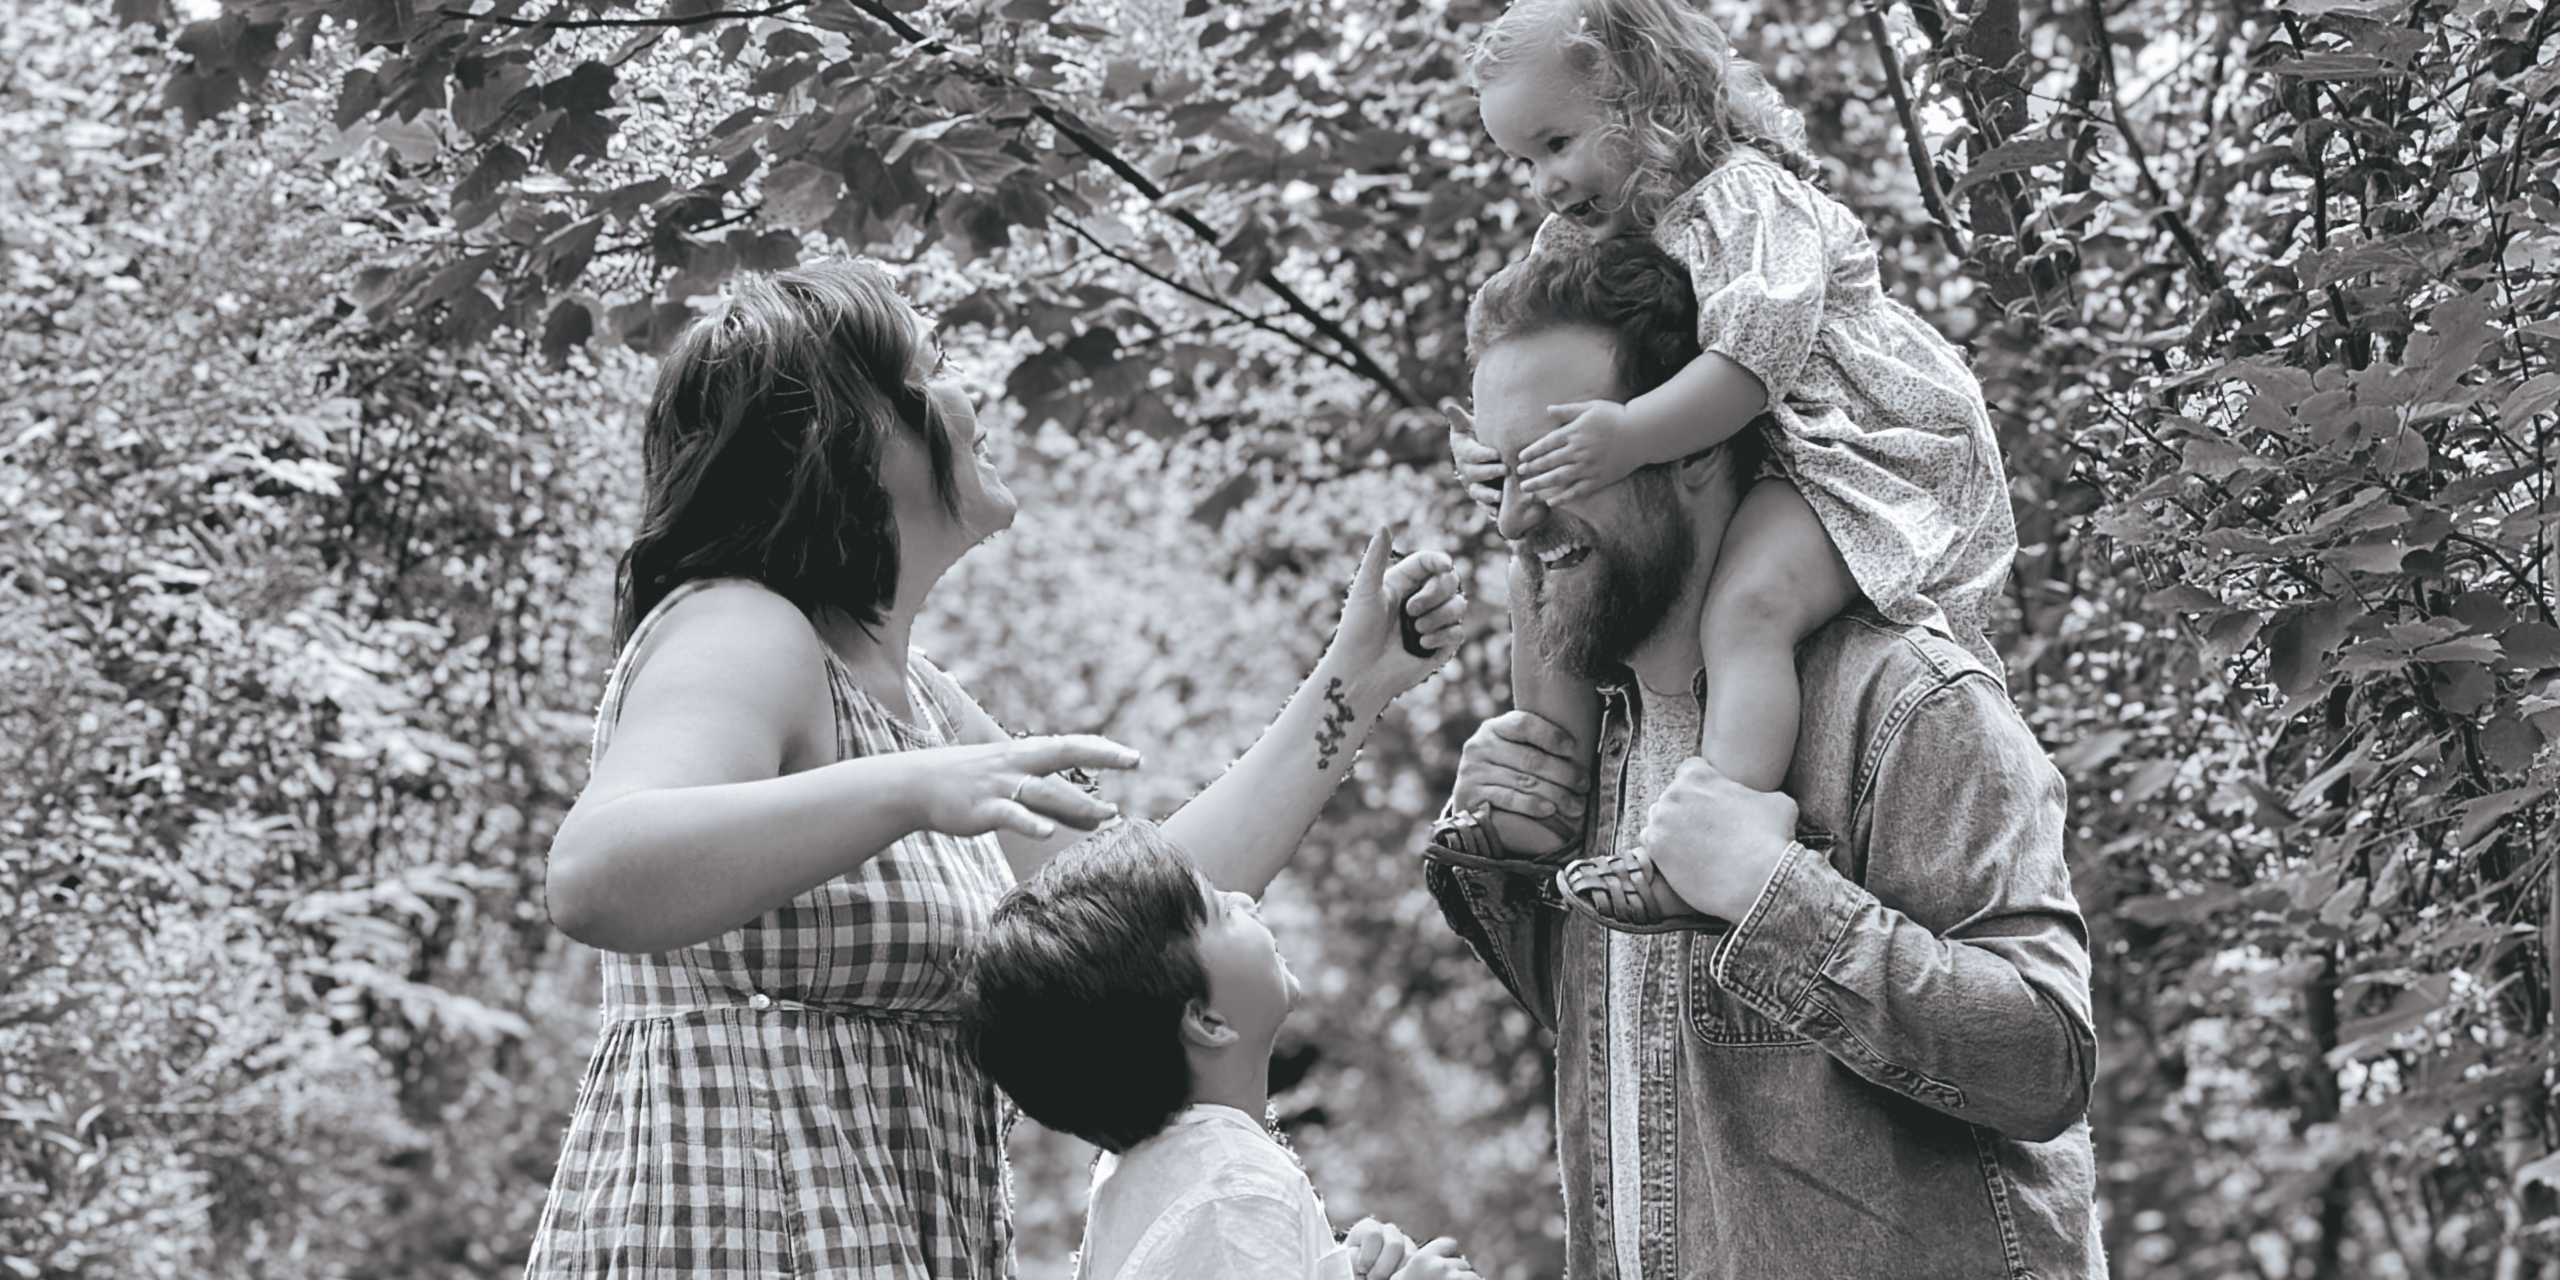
(1427, 613), (2105, 1279)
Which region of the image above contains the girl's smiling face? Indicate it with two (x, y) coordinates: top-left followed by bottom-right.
(1478, 44), (1632, 240)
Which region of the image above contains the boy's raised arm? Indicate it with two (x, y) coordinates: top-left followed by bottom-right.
(1165, 530), (1464, 897)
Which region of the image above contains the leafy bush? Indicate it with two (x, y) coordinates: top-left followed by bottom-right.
(10, 0), (2557, 1276)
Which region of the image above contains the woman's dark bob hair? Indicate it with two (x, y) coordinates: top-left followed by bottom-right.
(616, 258), (963, 645)
(963, 821), (1212, 1155)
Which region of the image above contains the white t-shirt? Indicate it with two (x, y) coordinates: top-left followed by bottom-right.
(1075, 1104), (1354, 1280)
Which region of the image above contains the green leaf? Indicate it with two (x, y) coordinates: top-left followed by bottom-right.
(2051, 727), (2135, 772)
(760, 161), (843, 232)
(746, 55), (818, 97)
(450, 60), (532, 138)
(453, 143), (527, 209)
(2124, 757), (2180, 803)
(2182, 436), (2274, 481)
(2432, 662), (2496, 714)
(2412, 636), (2502, 664)
(1167, 101), (1232, 138)
(539, 298), (592, 368)
(436, 284), (502, 347)
(163, 67), (242, 122)
(883, 116), (966, 164)
(2321, 540), (2411, 575)
(2269, 600), (2358, 695)
(2498, 373), (2560, 424)
(535, 216), (603, 290)
(2329, 972), (2449, 1061)
(1190, 470), (1259, 528)
(2317, 876), (2367, 928)
(2480, 715), (2540, 776)
(1948, 137), (2073, 199)
(2502, 623), (2560, 670)
(2203, 609), (2267, 662)
(2272, 53), (2397, 80)
(2117, 884), (2243, 927)
(2456, 782), (2553, 845)
(415, 251), (498, 311)
(334, 68), (381, 131)
(540, 62), (617, 113)
(539, 111), (616, 172)
(2150, 583), (2222, 613)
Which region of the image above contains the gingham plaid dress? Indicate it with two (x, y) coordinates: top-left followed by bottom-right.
(528, 580), (1017, 1278)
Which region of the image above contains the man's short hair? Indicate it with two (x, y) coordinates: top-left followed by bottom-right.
(963, 821), (1209, 1154)
(1466, 237), (1704, 400)
(1467, 237), (1771, 479)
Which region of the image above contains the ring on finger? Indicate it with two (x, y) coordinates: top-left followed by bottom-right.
(1008, 775), (1032, 805)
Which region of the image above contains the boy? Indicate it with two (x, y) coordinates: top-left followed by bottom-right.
(966, 821), (1481, 1280)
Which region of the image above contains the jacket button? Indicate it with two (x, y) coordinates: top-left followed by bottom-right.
(748, 993), (772, 1010)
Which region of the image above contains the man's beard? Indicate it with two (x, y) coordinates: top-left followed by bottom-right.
(1522, 471), (1694, 682)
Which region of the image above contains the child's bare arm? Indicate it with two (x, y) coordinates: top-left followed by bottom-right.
(1519, 351), (1769, 506)
(1162, 530), (1466, 896)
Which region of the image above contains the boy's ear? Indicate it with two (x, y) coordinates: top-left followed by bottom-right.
(1179, 997), (1238, 1051)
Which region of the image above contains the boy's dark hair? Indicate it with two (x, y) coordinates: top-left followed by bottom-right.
(964, 821), (1211, 1154)
(1465, 235), (1770, 477)
(614, 257), (963, 647)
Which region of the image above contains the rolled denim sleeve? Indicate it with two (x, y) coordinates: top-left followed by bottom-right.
(1707, 672), (2095, 1141)
(1423, 822), (1568, 1032)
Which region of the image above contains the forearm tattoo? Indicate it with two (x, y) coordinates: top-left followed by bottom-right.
(1315, 678), (1353, 770)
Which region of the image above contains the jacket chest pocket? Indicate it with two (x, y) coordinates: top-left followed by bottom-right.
(1683, 935), (1813, 1047)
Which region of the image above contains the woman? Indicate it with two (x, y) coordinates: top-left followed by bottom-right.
(529, 258), (1464, 1278)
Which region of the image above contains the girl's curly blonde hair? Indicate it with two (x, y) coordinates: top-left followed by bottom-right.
(1468, 0), (1822, 234)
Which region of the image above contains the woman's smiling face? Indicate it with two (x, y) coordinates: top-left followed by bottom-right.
(910, 325), (1018, 543)
(1478, 44), (1632, 240)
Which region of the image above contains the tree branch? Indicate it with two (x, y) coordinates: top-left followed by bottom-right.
(837, 0), (1420, 408)
(436, 0), (811, 30)
(1864, 8), (1968, 257)
(1056, 216), (1371, 384)
(2081, 0), (2224, 293)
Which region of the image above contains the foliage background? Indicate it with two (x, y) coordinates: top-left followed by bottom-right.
(2, 0), (2555, 1276)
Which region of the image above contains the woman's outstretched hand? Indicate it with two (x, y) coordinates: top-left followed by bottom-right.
(904, 735), (1141, 840)
(1329, 527), (1466, 703)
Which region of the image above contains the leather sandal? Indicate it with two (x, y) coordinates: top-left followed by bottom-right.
(1421, 807), (1579, 875)
(1556, 851), (1721, 934)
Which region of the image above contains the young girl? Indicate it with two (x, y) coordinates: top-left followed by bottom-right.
(1450, 0), (2018, 930)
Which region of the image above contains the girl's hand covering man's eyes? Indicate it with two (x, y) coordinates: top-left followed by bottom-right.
(1516, 398), (1642, 507)
(1441, 400), (1510, 523)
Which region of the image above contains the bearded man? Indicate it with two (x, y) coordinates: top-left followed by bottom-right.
(1430, 237), (2105, 1279)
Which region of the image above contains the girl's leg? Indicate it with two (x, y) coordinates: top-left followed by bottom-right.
(1498, 555), (1599, 854)
(1698, 479), (1859, 792)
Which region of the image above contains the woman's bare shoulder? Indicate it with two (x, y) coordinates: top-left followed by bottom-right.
(637, 579), (820, 666)
(610, 579), (833, 763)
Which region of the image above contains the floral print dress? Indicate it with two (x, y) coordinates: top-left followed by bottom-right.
(1541, 146), (2019, 662)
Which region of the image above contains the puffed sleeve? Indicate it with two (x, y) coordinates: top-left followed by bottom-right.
(1530, 211), (1595, 256)
(1657, 157), (1832, 403)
